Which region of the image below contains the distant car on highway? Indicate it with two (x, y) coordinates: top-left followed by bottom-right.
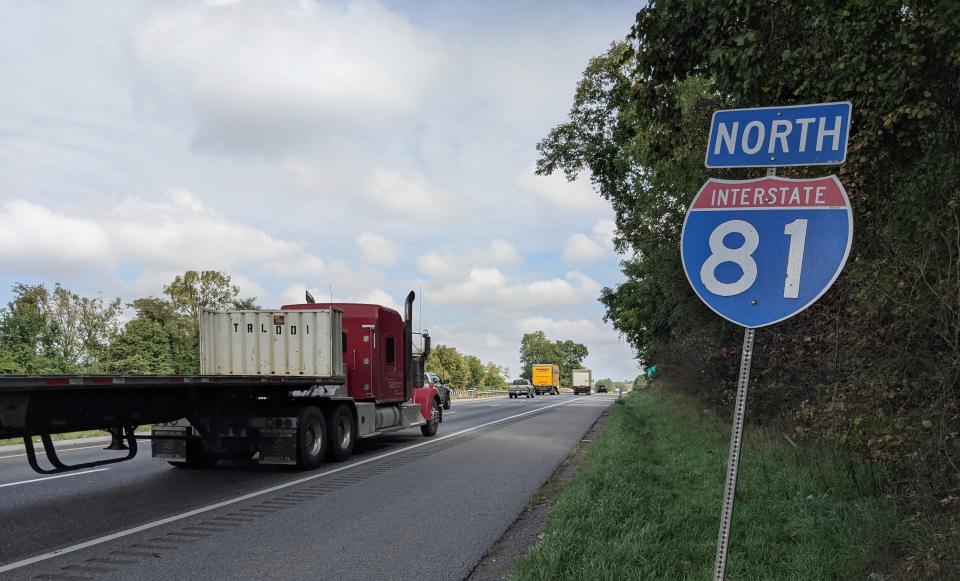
(425, 372), (452, 409)
(508, 378), (535, 399)
(596, 383), (608, 393)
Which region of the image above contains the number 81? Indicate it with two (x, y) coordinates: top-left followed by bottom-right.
(699, 219), (807, 299)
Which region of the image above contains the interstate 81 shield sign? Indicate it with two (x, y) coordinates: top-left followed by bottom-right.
(680, 175), (853, 328)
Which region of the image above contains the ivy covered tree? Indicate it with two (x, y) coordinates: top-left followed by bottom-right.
(539, 1), (960, 573)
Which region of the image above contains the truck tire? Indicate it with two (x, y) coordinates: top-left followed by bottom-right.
(325, 404), (355, 462)
(443, 394), (451, 410)
(421, 399), (440, 437)
(296, 406), (327, 470)
(168, 439), (219, 469)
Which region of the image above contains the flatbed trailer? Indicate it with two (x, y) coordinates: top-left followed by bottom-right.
(0, 291), (441, 475)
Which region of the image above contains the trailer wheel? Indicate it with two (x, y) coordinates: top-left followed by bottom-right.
(420, 399), (440, 437)
(296, 406), (327, 470)
(325, 404), (355, 462)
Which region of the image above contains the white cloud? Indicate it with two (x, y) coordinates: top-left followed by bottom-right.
(516, 166), (608, 214)
(363, 169), (454, 219)
(430, 269), (600, 312)
(563, 233), (607, 263)
(416, 239), (522, 282)
(0, 200), (111, 273)
(517, 316), (608, 342)
(131, 0), (445, 155)
(593, 219), (617, 250)
(109, 189), (327, 278)
(356, 232), (398, 266)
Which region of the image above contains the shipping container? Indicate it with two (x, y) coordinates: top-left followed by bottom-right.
(201, 309), (344, 377)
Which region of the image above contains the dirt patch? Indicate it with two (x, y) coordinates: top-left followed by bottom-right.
(464, 407), (611, 581)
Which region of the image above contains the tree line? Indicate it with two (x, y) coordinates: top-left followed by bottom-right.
(0, 271), (257, 374)
(425, 331), (591, 391)
(424, 345), (510, 391)
(537, 0), (959, 572)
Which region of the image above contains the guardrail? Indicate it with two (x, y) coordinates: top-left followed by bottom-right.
(451, 389), (508, 399)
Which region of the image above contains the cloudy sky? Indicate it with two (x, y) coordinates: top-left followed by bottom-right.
(0, 0), (641, 380)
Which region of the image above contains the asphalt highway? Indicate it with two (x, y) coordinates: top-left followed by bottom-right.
(0, 393), (615, 580)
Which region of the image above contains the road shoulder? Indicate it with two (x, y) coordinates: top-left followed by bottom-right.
(465, 401), (611, 581)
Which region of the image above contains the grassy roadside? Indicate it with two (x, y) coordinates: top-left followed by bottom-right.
(513, 390), (899, 580)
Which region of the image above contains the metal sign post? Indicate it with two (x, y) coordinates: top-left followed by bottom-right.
(713, 326), (755, 580)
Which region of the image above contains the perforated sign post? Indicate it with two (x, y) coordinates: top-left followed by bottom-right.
(685, 102), (853, 581)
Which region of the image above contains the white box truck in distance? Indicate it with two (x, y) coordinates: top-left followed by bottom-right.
(572, 368), (592, 395)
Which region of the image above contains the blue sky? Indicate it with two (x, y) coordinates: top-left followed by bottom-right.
(0, 0), (642, 380)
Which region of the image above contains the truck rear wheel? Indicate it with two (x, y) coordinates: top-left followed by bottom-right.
(420, 399), (440, 437)
(325, 404), (355, 462)
(296, 406), (327, 470)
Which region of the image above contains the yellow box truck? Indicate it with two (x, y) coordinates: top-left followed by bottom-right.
(532, 364), (560, 395)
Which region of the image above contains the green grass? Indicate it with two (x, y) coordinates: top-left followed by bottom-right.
(513, 391), (898, 581)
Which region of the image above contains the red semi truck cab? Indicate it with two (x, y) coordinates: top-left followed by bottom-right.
(281, 301), (437, 427)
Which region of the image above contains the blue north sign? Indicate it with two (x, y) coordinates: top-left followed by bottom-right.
(705, 102), (852, 168)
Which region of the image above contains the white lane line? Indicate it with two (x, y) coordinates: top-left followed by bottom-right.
(0, 397), (579, 574)
(0, 468), (110, 489)
(0, 444), (111, 461)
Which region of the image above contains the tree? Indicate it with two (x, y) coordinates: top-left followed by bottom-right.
(519, 331), (588, 386)
(0, 283), (121, 373)
(231, 296), (261, 310)
(483, 362), (509, 389)
(425, 345), (469, 390)
(464, 355), (486, 389)
(519, 331), (560, 379)
(45, 284), (122, 372)
(163, 270), (240, 322)
(0, 284), (59, 373)
(110, 297), (199, 374)
(108, 317), (176, 374)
